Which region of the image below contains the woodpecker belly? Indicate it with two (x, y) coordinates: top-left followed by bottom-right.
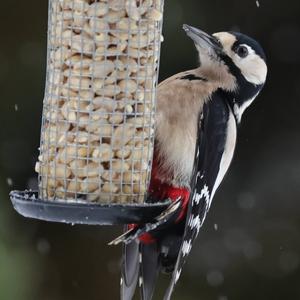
(154, 71), (216, 187)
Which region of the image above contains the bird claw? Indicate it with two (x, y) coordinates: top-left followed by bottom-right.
(108, 198), (182, 246)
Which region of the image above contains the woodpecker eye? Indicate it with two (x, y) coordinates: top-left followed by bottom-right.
(236, 45), (249, 58)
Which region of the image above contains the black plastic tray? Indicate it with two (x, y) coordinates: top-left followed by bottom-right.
(10, 190), (171, 225)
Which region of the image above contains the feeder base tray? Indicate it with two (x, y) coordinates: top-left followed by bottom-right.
(10, 191), (171, 225)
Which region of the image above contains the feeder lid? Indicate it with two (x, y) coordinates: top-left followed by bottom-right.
(10, 191), (171, 225)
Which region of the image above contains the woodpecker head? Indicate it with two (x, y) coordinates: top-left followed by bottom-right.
(183, 24), (267, 122)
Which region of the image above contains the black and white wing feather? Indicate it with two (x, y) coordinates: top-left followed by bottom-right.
(164, 93), (237, 300)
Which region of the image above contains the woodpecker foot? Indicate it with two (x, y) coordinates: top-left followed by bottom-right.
(134, 185), (190, 244)
(109, 198), (182, 246)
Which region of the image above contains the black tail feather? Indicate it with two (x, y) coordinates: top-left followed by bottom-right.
(118, 198), (184, 300)
(121, 237), (140, 300)
(139, 243), (160, 300)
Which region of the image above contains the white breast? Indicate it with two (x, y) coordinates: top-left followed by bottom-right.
(155, 113), (198, 187)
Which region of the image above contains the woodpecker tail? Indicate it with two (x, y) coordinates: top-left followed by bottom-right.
(121, 238), (140, 300)
(121, 235), (160, 300)
(120, 228), (184, 300)
(139, 243), (161, 300)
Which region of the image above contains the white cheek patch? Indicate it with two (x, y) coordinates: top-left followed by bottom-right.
(232, 44), (267, 85)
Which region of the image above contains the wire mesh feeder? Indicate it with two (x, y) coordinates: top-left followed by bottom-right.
(10, 0), (170, 225)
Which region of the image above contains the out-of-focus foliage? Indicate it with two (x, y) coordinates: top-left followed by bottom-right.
(0, 0), (300, 299)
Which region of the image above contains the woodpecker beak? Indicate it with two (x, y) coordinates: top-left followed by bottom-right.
(183, 24), (222, 56)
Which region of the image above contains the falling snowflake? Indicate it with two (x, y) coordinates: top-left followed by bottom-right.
(256, 0), (260, 7)
(7, 178), (13, 186)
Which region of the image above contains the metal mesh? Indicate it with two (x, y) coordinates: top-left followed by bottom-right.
(36, 0), (164, 204)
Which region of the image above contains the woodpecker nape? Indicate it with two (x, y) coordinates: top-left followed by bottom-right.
(110, 24), (267, 300)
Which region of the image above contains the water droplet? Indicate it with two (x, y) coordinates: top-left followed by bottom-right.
(243, 241), (263, 259)
(237, 192), (256, 210)
(206, 270), (224, 287)
(6, 178), (13, 186)
(279, 251), (299, 273)
(37, 238), (51, 255)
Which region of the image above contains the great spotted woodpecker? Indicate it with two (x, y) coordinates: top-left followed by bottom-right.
(110, 24), (267, 300)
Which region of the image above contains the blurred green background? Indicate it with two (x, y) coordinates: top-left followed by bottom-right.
(1, 0), (300, 299)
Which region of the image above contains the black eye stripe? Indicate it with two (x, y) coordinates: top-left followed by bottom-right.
(232, 41), (241, 52)
(214, 36), (222, 48)
(229, 32), (267, 61)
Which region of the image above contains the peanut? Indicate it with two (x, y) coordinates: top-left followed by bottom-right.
(80, 178), (99, 193)
(60, 0), (90, 13)
(115, 146), (131, 159)
(109, 0), (126, 11)
(92, 60), (115, 78)
(108, 112), (124, 124)
(70, 34), (95, 54)
(87, 2), (109, 17)
(67, 179), (81, 194)
(104, 10), (126, 23)
(67, 76), (92, 91)
(112, 123), (136, 148)
(110, 160), (130, 171)
(93, 97), (117, 111)
(59, 145), (88, 164)
(102, 182), (119, 193)
(50, 164), (72, 179)
(118, 79), (138, 93)
(125, 0), (140, 21)
(92, 143), (113, 162)
(146, 8), (163, 21)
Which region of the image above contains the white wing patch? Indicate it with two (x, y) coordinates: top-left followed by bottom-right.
(173, 184), (212, 286)
(188, 214), (201, 233)
(139, 276), (143, 287)
(175, 269), (182, 284)
(193, 184), (210, 205)
(182, 239), (192, 257)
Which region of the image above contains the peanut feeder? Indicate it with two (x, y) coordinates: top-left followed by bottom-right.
(10, 0), (169, 225)
(36, 0), (164, 204)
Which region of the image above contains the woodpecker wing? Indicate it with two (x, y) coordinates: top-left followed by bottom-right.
(164, 93), (236, 300)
